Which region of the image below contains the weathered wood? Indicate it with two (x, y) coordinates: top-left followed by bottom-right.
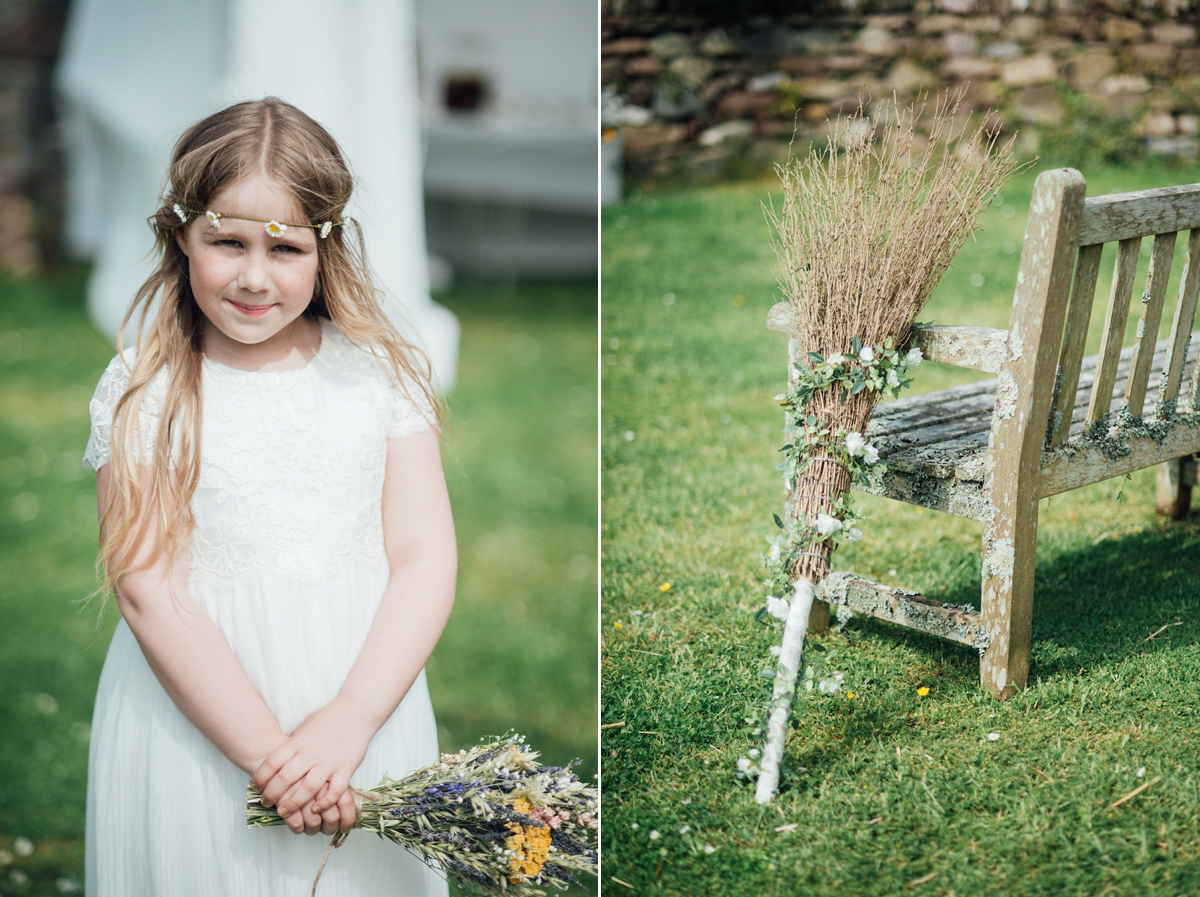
(767, 169), (1200, 701)
(1163, 229), (1200, 405)
(1078, 183), (1200, 246)
(1051, 243), (1104, 446)
(1157, 456), (1196, 519)
(1087, 237), (1142, 425)
(1126, 231), (1177, 416)
(915, 325), (1010, 372)
(1040, 416), (1200, 497)
(766, 301), (800, 336)
(979, 168), (1085, 700)
(815, 572), (986, 649)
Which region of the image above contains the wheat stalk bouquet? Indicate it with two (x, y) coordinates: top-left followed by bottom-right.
(752, 94), (1021, 802)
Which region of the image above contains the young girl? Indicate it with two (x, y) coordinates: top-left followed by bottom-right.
(82, 98), (456, 896)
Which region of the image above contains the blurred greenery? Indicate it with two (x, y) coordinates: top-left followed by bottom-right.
(0, 269), (596, 894)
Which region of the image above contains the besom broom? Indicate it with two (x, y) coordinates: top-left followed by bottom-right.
(752, 94), (1022, 803)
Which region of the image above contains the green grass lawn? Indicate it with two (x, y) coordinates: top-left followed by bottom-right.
(602, 162), (1200, 896)
(0, 270), (596, 894)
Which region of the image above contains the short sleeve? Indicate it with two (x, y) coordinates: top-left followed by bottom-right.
(387, 377), (436, 440)
(82, 353), (166, 471)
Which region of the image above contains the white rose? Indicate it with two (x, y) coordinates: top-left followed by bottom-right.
(847, 527), (863, 542)
(815, 514), (842, 536)
(863, 444), (880, 464)
(845, 431), (866, 456)
(858, 346), (875, 364)
(826, 352), (842, 367)
(766, 596), (789, 620)
(887, 369), (901, 389)
(905, 347), (923, 367)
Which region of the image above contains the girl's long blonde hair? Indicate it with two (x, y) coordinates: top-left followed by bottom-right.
(98, 97), (439, 604)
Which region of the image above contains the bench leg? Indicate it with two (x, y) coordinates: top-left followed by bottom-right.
(1156, 455), (1196, 520)
(979, 508), (1036, 701)
(807, 598), (831, 634)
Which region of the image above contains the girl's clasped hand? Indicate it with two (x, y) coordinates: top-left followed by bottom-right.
(251, 695), (376, 835)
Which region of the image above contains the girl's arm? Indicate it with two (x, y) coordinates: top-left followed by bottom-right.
(251, 428), (457, 829)
(96, 464), (290, 775)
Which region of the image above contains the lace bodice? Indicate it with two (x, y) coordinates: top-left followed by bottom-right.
(84, 319), (432, 580)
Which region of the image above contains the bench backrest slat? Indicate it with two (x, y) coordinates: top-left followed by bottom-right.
(1049, 242), (1103, 447)
(1034, 173), (1200, 448)
(1163, 229), (1200, 407)
(1125, 231), (1177, 416)
(1079, 184), (1200, 245)
(1084, 237), (1142, 426)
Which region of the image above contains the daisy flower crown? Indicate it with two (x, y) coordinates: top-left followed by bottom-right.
(172, 203), (342, 240)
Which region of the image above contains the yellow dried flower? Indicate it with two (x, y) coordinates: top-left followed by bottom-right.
(506, 798), (552, 883)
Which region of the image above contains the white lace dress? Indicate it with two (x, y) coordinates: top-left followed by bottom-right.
(82, 319), (448, 897)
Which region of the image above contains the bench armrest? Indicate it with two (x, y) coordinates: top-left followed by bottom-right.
(766, 302), (799, 335)
(915, 325), (1010, 373)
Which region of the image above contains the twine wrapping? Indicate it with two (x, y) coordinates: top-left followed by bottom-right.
(309, 787), (381, 897)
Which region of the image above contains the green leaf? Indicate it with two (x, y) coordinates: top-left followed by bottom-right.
(808, 352), (825, 363)
(773, 513), (784, 528)
(759, 669), (778, 679)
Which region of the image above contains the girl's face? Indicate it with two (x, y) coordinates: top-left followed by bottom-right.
(175, 172), (321, 367)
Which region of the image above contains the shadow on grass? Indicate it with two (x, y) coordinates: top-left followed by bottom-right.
(840, 513), (1200, 688)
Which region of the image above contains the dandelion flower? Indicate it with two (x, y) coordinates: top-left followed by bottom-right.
(917, 686), (930, 697)
(659, 582), (671, 592)
(613, 622), (622, 629)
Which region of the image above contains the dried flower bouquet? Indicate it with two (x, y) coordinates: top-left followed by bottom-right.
(247, 736), (598, 896)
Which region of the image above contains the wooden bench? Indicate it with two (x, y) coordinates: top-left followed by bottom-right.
(767, 168), (1200, 699)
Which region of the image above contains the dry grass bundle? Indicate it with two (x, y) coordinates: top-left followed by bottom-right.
(770, 94), (1021, 360)
(753, 94), (1021, 803)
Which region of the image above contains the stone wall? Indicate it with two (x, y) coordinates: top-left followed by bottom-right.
(602, 3), (1200, 185)
(0, 0), (69, 273)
